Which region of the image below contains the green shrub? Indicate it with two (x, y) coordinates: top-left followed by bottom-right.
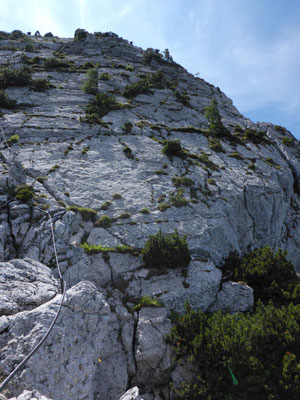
(168, 300), (300, 400)
(140, 208), (150, 214)
(142, 48), (163, 65)
(174, 89), (190, 107)
(112, 193), (122, 199)
(204, 98), (229, 137)
(123, 146), (133, 158)
(0, 67), (32, 88)
(44, 57), (73, 71)
(25, 42), (34, 52)
(158, 202), (170, 212)
(119, 212), (130, 219)
(0, 90), (17, 109)
(95, 215), (112, 228)
(31, 78), (54, 92)
(82, 67), (98, 94)
(162, 140), (182, 156)
(100, 201), (112, 210)
(147, 71), (167, 89)
(10, 30), (25, 40)
(122, 121), (133, 134)
(84, 92), (123, 119)
(207, 178), (216, 185)
(7, 134), (19, 145)
(281, 136), (294, 146)
(74, 28), (88, 40)
(15, 185), (34, 202)
(67, 205), (97, 221)
(132, 296), (164, 311)
(125, 64), (134, 71)
(172, 177), (194, 187)
(44, 32), (53, 37)
(222, 247), (300, 305)
(123, 79), (150, 98)
(99, 72), (111, 80)
(169, 190), (189, 207)
(0, 31), (10, 40)
(208, 137), (224, 152)
(141, 230), (190, 269)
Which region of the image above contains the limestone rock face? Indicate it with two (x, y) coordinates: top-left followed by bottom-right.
(0, 258), (57, 315)
(0, 31), (299, 399)
(0, 281), (127, 400)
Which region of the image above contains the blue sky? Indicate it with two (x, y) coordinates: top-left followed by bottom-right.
(1, 0), (300, 139)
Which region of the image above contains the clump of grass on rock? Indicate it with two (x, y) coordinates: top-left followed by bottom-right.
(141, 229), (190, 269)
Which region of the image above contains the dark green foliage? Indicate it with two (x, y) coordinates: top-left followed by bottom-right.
(281, 136), (294, 146)
(169, 190), (189, 207)
(24, 43), (34, 52)
(204, 98), (229, 137)
(141, 230), (190, 269)
(99, 72), (111, 80)
(0, 31), (10, 40)
(158, 202), (170, 212)
(147, 71), (167, 89)
(14, 185), (34, 202)
(123, 146), (133, 159)
(21, 55), (41, 65)
(82, 67), (98, 94)
(44, 57), (74, 71)
(95, 215), (112, 228)
(74, 28), (88, 40)
(162, 139), (182, 156)
(174, 89), (191, 107)
(140, 208), (150, 214)
(84, 92), (123, 120)
(0, 67), (32, 88)
(0, 90), (17, 109)
(119, 212), (130, 219)
(100, 201), (112, 210)
(123, 71), (167, 98)
(10, 30), (26, 40)
(172, 177), (194, 187)
(224, 247), (300, 305)
(67, 206), (97, 221)
(142, 48), (163, 65)
(234, 125), (271, 145)
(123, 79), (150, 98)
(208, 137), (224, 152)
(168, 300), (300, 400)
(44, 32), (53, 37)
(122, 121), (133, 134)
(31, 78), (54, 92)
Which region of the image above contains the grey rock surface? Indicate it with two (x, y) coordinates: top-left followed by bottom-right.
(119, 386), (142, 400)
(0, 258), (57, 315)
(0, 31), (299, 399)
(134, 307), (172, 391)
(0, 281), (127, 400)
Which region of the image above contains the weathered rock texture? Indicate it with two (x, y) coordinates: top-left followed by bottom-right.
(0, 31), (299, 399)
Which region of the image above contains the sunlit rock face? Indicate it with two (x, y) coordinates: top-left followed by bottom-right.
(0, 31), (299, 400)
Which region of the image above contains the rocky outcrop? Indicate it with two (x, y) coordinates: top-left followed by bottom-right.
(0, 31), (299, 399)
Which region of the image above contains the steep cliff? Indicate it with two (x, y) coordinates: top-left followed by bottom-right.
(0, 31), (299, 400)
